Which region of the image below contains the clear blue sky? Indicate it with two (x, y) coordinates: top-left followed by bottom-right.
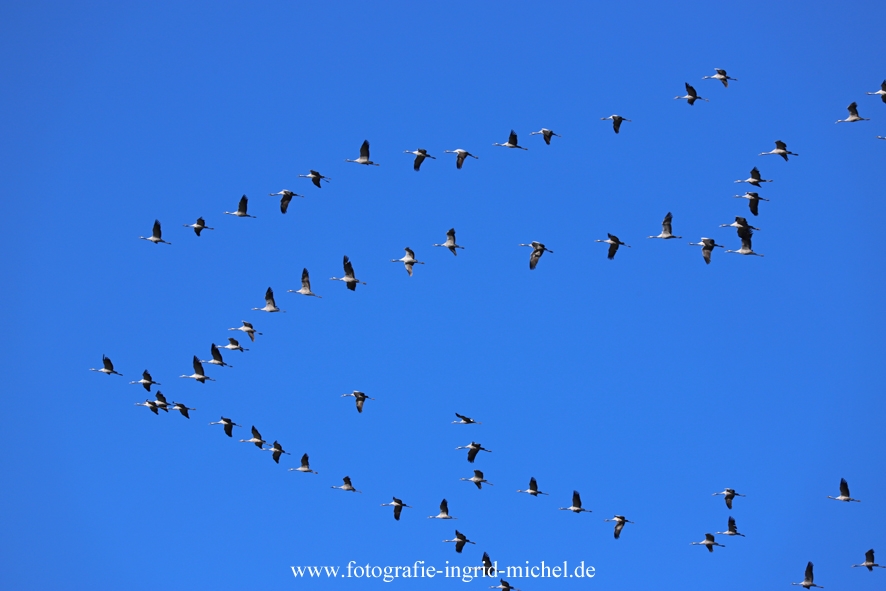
(2, 1), (884, 589)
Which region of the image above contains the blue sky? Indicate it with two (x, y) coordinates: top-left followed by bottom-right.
(2, 1), (885, 589)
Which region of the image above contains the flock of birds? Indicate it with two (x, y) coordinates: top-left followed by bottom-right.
(100, 70), (886, 587)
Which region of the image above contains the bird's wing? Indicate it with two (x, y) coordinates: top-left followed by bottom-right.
(153, 219), (162, 238)
(750, 167), (761, 180)
(440, 499), (449, 513)
(508, 130), (518, 145)
(467, 447), (479, 462)
(251, 426), (262, 439)
(686, 82), (697, 96)
(343, 476), (352, 486)
(393, 505), (403, 520)
(103, 355), (114, 371)
(805, 562), (814, 581)
(192, 355), (203, 373)
(728, 516), (737, 531)
(775, 140), (787, 150)
(360, 140), (370, 159)
(211, 343), (222, 362)
(705, 533), (715, 542)
(840, 478), (850, 497)
(614, 521), (624, 538)
(866, 549), (875, 562)
(405, 247), (415, 258)
(302, 268), (311, 289)
(572, 491), (581, 507)
(456, 152), (466, 169)
(301, 453), (310, 467)
(529, 248), (542, 269)
(413, 154), (424, 171)
(662, 212), (673, 234)
(608, 242), (618, 259)
(266, 287), (276, 306)
(613, 118), (622, 133)
(280, 194), (292, 214)
(356, 397), (365, 412)
(848, 102), (859, 117)
(343, 256), (355, 278)
(529, 477), (538, 492)
(448, 228), (457, 241)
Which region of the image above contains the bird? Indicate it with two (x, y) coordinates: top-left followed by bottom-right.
(456, 442), (492, 463)
(220, 337), (249, 352)
(827, 477), (861, 502)
(289, 453), (318, 474)
(489, 580), (520, 591)
(330, 255), (366, 291)
(428, 498), (457, 519)
(691, 533), (725, 553)
(209, 416), (241, 437)
(223, 195), (255, 218)
(90, 355), (122, 376)
(712, 488), (746, 509)
(559, 490), (591, 513)
(791, 562), (823, 589)
(481, 553), (495, 577)
(239, 426), (266, 449)
(129, 370), (160, 391)
(434, 228), (464, 255)
(391, 247), (424, 276)
(760, 140), (798, 161)
(516, 477), (548, 497)
(601, 115), (631, 134)
(183, 217), (214, 236)
(444, 149), (478, 169)
(170, 401), (195, 419)
(263, 440), (290, 464)
(269, 190), (302, 214)
(716, 516), (745, 537)
(404, 149), (436, 171)
(252, 287), (284, 313)
(288, 268), (322, 298)
(675, 82), (709, 105)
(443, 530), (475, 553)
(331, 476), (361, 493)
(879, 136), (886, 140)
(725, 232), (764, 257)
(530, 128), (560, 145)
(851, 549), (884, 571)
(688, 238), (724, 265)
(229, 321), (261, 342)
(596, 234), (630, 259)
(345, 140), (379, 165)
(381, 497), (412, 521)
(452, 413), (481, 425)
(201, 343), (232, 368)
(341, 390), (374, 413)
(702, 68), (737, 87)
(461, 469), (493, 489)
(152, 391), (170, 412)
(179, 355), (215, 383)
(493, 130), (527, 150)
(735, 167), (772, 187)
(836, 102), (870, 123)
(866, 80), (886, 103)
(648, 212), (682, 239)
(139, 219), (171, 245)
(519, 241), (553, 270)
(720, 216), (760, 233)
(298, 170), (330, 188)
(733, 191), (769, 216)
(605, 515), (634, 539)
(135, 399), (159, 414)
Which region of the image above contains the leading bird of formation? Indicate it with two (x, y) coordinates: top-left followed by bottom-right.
(98, 71), (886, 587)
